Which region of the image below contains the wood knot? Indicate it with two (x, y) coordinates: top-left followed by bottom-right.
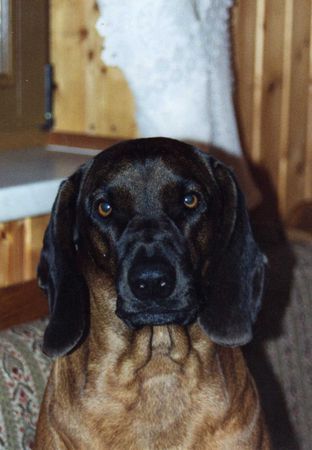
(79, 28), (89, 41)
(87, 50), (95, 61)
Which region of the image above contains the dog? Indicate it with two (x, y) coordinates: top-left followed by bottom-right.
(35, 137), (270, 449)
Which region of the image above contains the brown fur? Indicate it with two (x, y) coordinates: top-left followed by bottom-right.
(35, 266), (270, 449)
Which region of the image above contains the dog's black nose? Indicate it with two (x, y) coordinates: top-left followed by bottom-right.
(128, 262), (176, 301)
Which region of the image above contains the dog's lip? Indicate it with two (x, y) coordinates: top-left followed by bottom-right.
(115, 305), (198, 328)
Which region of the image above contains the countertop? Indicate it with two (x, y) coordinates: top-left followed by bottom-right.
(0, 145), (100, 222)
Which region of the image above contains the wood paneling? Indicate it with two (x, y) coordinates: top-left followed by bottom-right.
(0, 280), (48, 330)
(50, 0), (137, 138)
(232, 0), (312, 218)
(0, 215), (49, 287)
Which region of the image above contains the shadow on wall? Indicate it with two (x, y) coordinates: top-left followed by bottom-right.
(245, 163), (299, 450)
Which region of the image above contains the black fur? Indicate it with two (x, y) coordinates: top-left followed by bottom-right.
(38, 169), (89, 357)
(38, 137), (266, 356)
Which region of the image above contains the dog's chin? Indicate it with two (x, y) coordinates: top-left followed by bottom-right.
(115, 306), (198, 329)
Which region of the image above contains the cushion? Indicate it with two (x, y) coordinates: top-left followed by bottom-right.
(0, 319), (50, 450)
(245, 237), (312, 450)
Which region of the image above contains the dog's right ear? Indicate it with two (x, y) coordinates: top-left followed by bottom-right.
(38, 167), (89, 358)
(190, 147), (266, 347)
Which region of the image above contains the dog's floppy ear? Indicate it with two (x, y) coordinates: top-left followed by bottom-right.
(38, 167), (89, 357)
(196, 151), (266, 347)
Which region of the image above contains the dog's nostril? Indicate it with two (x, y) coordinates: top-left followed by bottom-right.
(139, 279), (166, 290)
(128, 262), (175, 301)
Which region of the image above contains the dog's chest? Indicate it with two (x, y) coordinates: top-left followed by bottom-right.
(109, 326), (196, 411)
(98, 359), (198, 449)
(90, 327), (212, 448)
(53, 327), (261, 450)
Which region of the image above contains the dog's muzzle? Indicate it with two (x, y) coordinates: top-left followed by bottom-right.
(115, 216), (199, 328)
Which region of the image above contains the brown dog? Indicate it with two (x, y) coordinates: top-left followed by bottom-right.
(35, 138), (270, 449)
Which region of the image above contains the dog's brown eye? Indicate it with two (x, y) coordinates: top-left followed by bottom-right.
(183, 193), (199, 209)
(98, 201), (112, 217)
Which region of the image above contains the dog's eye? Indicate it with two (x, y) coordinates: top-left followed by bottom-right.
(183, 193), (199, 209)
(98, 201), (112, 217)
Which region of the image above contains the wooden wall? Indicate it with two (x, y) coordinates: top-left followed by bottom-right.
(0, 215), (49, 287)
(232, 0), (312, 218)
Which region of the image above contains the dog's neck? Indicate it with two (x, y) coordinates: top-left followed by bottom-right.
(75, 270), (245, 413)
(48, 271), (261, 449)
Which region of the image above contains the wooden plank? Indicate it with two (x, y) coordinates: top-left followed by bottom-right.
(6, 220), (25, 285)
(0, 223), (11, 286)
(29, 215), (50, 276)
(260, 0), (286, 196)
(83, 0), (101, 135)
(0, 280), (48, 330)
(0, 215), (50, 288)
(251, 0), (266, 163)
(23, 217), (33, 280)
(306, 7), (312, 200)
(50, 0), (86, 132)
(286, 0), (312, 215)
(278, 0), (294, 216)
(232, 0), (258, 156)
(95, 66), (138, 138)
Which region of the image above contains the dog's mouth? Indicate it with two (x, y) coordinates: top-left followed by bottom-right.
(115, 303), (198, 329)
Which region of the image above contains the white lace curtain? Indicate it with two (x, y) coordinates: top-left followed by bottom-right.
(96, 0), (261, 207)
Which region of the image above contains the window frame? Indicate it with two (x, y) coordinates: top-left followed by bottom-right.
(0, 0), (14, 85)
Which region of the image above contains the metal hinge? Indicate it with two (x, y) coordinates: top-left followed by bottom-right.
(42, 63), (55, 130)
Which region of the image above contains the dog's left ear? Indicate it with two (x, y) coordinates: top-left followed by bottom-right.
(195, 150), (267, 347)
(38, 166), (89, 357)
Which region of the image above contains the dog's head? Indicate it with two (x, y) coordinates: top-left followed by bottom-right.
(38, 138), (266, 357)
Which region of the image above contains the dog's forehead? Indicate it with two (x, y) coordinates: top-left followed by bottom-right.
(106, 157), (180, 194)
(85, 141), (207, 196)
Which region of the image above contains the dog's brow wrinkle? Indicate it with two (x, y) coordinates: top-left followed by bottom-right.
(106, 161), (180, 214)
